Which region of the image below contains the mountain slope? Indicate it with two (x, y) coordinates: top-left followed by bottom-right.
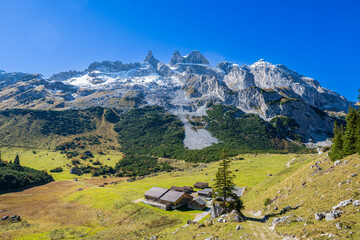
(0, 50), (352, 147)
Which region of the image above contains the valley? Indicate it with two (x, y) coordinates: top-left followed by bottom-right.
(0, 51), (357, 239)
(1, 152), (359, 239)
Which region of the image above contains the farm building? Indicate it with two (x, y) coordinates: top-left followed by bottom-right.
(198, 188), (213, 197)
(144, 187), (169, 202)
(143, 187), (193, 210)
(170, 186), (193, 193)
(194, 182), (209, 189)
(159, 190), (193, 208)
(218, 186), (245, 201)
(188, 197), (207, 210)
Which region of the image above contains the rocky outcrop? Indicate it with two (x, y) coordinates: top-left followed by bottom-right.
(0, 50), (352, 144)
(210, 203), (225, 219)
(170, 50), (209, 65)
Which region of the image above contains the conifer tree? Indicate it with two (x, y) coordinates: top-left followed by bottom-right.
(343, 107), (358, 155)
(14, 155), (20, 165)
(329, 121), (345, 160)
(214, 149), (236, 202)
(357, 90), (360, 154)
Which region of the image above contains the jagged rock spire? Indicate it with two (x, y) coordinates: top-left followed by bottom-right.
(170, 50), (209, 65)
(145, 50), (159, 67)
(170, 50), (184, 65)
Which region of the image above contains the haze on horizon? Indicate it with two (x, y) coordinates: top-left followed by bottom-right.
(0, 0), (359, 101)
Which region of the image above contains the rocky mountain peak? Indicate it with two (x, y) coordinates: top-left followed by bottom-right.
(251, 59), (273, 68)
(170, 50), (184, 65)
(184, 50), (209, 64)
(170, 50), (209, 65)
(144, 50), (159, 67)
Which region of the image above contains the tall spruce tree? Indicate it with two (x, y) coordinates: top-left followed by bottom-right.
(214, 149), (236, 202)
(357, 90), (360, 154)
(14, 154), (20, 165)
(343, 107), (358, 155)
(329, 121), (345, 160)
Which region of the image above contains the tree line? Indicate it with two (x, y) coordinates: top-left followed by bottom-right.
(330, 91), (360, 160)
(0, 154), (53, 191)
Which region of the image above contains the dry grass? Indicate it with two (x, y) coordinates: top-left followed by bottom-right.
(83, 177), (127, 186)
(0, 181), (99, 239)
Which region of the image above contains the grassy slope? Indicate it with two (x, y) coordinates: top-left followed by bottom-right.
(3, 151), (357, 239)
(0, 109), (123, 180)
(242, 154), (360, 239)
(0, 153), (317, 240)
(0, 147), (122, 181)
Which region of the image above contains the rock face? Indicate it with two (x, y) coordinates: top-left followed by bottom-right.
(170, 50), (209, 65)
(210, 203), (225, 219)
(0, 50), (353, 146)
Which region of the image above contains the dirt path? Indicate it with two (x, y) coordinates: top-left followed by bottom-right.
(247, 221), (279, 239)
(286, 158), (295, 167)
(193, 207), (211, 222)
(133, 198), (144, 203)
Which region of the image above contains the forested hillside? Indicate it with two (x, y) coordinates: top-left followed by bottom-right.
(330, 105), (360, 160)
(0, 155), (53, 191)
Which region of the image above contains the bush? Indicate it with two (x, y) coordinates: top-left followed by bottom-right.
(0, 160), (53, 191)
(104, 108), (120, 123)
(115, 155), (173, 177)
(264, 198), (272, 206)
(50, 167), (63, 173)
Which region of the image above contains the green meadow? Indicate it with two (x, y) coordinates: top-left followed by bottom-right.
(0, 150), (322, 239)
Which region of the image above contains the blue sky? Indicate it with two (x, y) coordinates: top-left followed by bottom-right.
(0, 0), (359, 101)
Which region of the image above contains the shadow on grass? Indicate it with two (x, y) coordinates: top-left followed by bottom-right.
(245, 206), (299, 223)
(0, 181), (54, 195)
(171, 205), (210, 213)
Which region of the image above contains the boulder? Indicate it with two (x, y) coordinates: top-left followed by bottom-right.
(197, 223), (205, 229)
(353, 200), (360, 207)
(234, 215), (244, 222)
(315, 212), (325, 221)
(187, 220), (197, 225)
(325, 211), (343, 221)
(334, 160), (341, 166)
(336, 222), (341, 230)
(272, 216), (289, 226)
(332, 199), (353, 210)
(350, 173), (358, 177)
(10, 215), (20, 222)
(210, 203), (224, 219)
(149, 235), (158, 240)
(205, 237), (219, 240)
(236, 225), (243, 230)
(1, 216), (9, 221)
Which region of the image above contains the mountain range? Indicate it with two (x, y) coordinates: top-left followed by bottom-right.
(0, 50), (351, 149)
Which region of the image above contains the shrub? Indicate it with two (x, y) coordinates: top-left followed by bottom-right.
(50, 167), (63, 173)
(264, 198), (272, 206)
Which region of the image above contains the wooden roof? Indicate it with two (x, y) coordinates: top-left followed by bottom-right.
(198, 188), (213, 194)
(191, 197), (206, 206)
(170, 186), (184, 192)
(160, 190), (191, 203)
(194, 182), (208, 187)
(233, 187), (245, 197)
(144, 187), (169, 198)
